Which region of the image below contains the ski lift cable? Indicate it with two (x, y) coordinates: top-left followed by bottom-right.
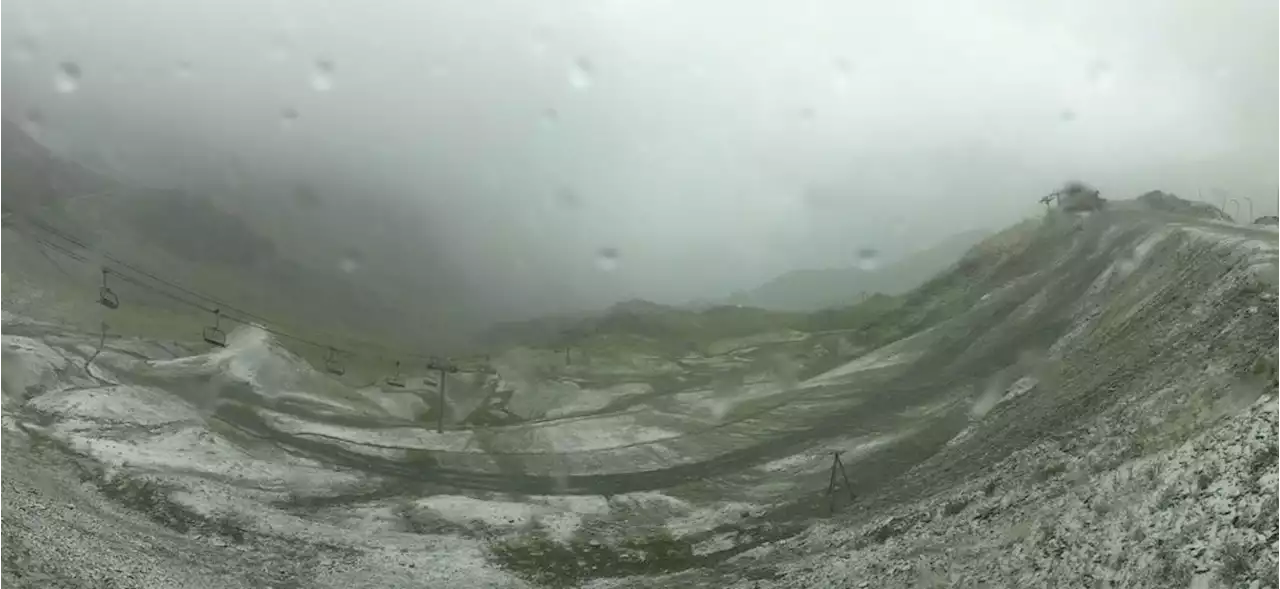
(9, 211), (334, 349)
(25, 219), (490, 372)
(18, 210), (399, 351)
(10, 209), (344, 344)
(17, 211), (276, 324)
(11, 206), (482, 369)
(6, 207), (451, 366)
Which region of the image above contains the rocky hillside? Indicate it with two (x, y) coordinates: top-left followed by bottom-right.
(2, 194), (1276, 589)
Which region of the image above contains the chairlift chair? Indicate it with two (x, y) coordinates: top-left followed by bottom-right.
(98, 269), (120, 309)
(385, 360), (406, 388)
(324, 347), (346, 376)
(202, 309), (228, 348)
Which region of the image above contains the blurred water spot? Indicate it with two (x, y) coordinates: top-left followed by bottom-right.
(280, 106), (300, 127)
(12, 36), (37, 62)
(832, 57), (854, 91)
(1086, 60), (1112, 88)
(268, 35), (291, 62)
(531, 24), (554, 57)
(556, 187), (581, 209)
(970, 380), (1003, 419)
(311, 59), (336, 91)
(1058, 109), (1077, 122)
(21, 106), (42, 135)
(54, 61), (81, 93)
(541, 107), (559, 127)
(568, 58), (593, 89)
(768, 353), (800, 390)
(176, 61), (194, 79)
(293, 184), (322, 209)
(706, 398), (733, 421)
(338, 248), (362, 274)
(551, 456), (572, 493)
(595, 247), (620, 272)
(338, 257), (359, 274)
(854, 247), (880, 271)
(798, 107), (816, 122)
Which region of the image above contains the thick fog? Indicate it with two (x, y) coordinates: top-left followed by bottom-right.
(3, 0), (1276, 334)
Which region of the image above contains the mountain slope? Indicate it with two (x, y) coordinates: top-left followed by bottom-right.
(3, 192), (1276, 588)
(725, 228), (992, 311)
(0, 121), (480, 359)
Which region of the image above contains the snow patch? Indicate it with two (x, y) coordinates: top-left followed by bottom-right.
(30, 385), (205, 425)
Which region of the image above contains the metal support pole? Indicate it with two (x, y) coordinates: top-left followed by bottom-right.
(427, 358), (459, 434)
(437, 368), (446, 433)
(826, 451), (855, 515)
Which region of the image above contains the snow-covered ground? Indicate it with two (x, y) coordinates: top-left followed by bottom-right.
(3, 207), (1277, 588)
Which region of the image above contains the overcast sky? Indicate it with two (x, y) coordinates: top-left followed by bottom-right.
(3, 0), (1276, 325)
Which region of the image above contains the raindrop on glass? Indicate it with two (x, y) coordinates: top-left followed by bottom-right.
(541, 107), (559, 128)
(1086, 60), (1112, 87)
(1058, 109), (1077, 123)
(855, 247), (880, 271)
(595, 246), (620, 272)
(832, 57), (854, 90)
(568, 58), (593, 90)
(311, 58), (336, 91)
(11, 36), (37, 62)
(338, 247), (362, 274)
(293, 183), (322, 209)
(280, 106), (300, 126)
(552, 456), (572, 492)
(798, 107), (816, 122)
(339, 257), (359, 274)
(802, 187), (830, 209)
(54, 61), (81, 93)
(268, 34), (291, 62)
(21, 107), (44, 137)
(176, 60), (194, 79)
(531, 24), (554, 58)
(556, 187), (581, 210)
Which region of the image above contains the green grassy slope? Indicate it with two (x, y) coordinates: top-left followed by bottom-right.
(723, 228), (992, 311)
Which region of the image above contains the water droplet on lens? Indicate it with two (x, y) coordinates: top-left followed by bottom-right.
(1086, 60), (1113, 89)
(12, 36), (37, 62)
(176, 61), (193, 79)
(855, 247), (880, 271)
(595, 247), (620, 271)
(541, 107), (559, 128)
(568, 58), (593, 89)
(311, 58), (335, 91)
(798, 107), (816, 121)
(54, 61), (81, 93)
(556, 187), (581, 209)
(293, 183), (322, 209)
(269, 35), (291, 62)
(833, 58), (854, 90)
(1059, 109), (1077, 122)
(338, 247), (362, 274)
(21, 107), (44, 137)
(280, 106), (300, 126)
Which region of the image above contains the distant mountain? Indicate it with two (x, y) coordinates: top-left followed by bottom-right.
(721, 229), (992, 311)
(0, 120), (471, 352)
(478, 297), (806, 352)
(2, 120), (107, 215)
